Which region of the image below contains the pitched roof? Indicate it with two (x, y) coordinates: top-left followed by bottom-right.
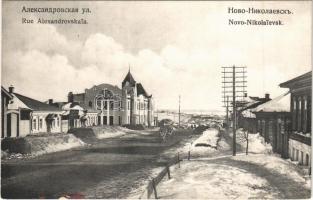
(242, 109), (256, 118)
(14, 93), (62, 111)
(1, 86), (13, 99)
(252, 92), (290, 113)
(122, 71), (136, 87)
(239, 96), (271, 112)
(136, 83), (149, 97)
(280, 71), (312, 88)
(88, 83), (122, 96)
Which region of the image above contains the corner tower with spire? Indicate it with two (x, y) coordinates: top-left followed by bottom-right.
(121, 68), (154, 126)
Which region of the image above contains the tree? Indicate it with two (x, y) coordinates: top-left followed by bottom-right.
(238, 128), (249, 155)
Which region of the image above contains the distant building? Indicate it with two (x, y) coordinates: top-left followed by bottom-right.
(280, 71), (311, 166)
(237, 94), (271, 133)
(69, 69), (154, 126)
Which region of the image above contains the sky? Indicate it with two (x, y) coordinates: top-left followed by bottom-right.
(1, 1), (311, 111)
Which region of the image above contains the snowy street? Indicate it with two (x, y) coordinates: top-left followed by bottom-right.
(1, 128), (194, 199)
(156, 129), (311, 199)
(2, 127), (311, 199)
(157, 154), (310, 199)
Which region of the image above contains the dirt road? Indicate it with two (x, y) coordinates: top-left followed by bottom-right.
(1, 128), (193, 199)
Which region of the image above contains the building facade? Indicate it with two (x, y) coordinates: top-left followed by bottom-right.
(1, 87), (13, 138)
(238, 94), (271, 133)
(70, 70), (154, 126)
(280, 71), (311, 166)
(252, 92), (291, 158)
(4, 86), (64, 137)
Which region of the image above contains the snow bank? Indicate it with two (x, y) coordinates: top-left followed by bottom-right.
(233, 155), (311, 189)
(236, 129), (272, 154)
(92, 126), (126, 139)
(193, 128), (219, 148)
(1, 150), (8, 159)
(91, 126), (154, 139)
(25, 134), (85, 156)
(157, 154), (310, 199)
(167, 128), (220, 158)
(157, 161), (280, 199)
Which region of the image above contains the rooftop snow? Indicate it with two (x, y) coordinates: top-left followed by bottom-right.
(252, 92), (290, 113)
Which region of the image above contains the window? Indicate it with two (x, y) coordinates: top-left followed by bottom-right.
(56, 117), (59, 127)
(39, 118), (43, 129)
(127, 101), (130, 110)
(306, 154), (309, 166)
(296, 149), (299, 161)
(21, 110), (30, 120)
(32, 119), (37, 130)
(89, 101), (92, 107)
(293, 98), (297, 130)
(298, 97), (302, 131)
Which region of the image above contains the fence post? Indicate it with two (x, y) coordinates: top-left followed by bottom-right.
(178, 152), (180, 168)
(152, 178), (158, 199)
(167, 165), (171, 179)
(188, 151), (191, 160)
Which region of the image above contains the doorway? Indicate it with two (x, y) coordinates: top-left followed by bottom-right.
(103, 116), (107, 125)
(7, 114), (11, 137)
(110, 116), (114, 125)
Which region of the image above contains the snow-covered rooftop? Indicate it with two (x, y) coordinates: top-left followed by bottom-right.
(242, 109), (256, 118)
(252, 92), (290, 113)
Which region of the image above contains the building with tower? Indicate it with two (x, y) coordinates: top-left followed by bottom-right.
(69, 69), (154, 127)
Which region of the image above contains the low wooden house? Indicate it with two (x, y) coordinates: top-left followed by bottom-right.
(237, 94), (271, 132)
(5, 86), (64, 136)
(252, 92), (291, 158)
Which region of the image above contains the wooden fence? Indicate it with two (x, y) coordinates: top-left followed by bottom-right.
(139, 152), (191, 199)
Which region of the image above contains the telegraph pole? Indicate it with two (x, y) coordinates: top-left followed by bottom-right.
(222, 66), (247, 156)
(226, 96), (229, 129)
(178, 95), (181, 127)
(232, 65), (236, 156)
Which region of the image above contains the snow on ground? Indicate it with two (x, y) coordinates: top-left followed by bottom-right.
(3, 134), (86, 159)
(157, 159), (280, 199)
(93, 126), (127, 139)
(125, 166), (165, 199)
(93, 126), (156, 139)
(157, 154), (311, 199)
(233, 154), (311, 189)
(171, 128), (221, 157)
(26, 134), (85, 156)
(193, 128), (219, 148)
(236, 129), (273, 154)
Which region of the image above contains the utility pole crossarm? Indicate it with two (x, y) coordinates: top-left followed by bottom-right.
(221, 65), (247, 157)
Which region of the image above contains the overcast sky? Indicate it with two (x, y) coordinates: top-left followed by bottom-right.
(2, 1), (311, 111)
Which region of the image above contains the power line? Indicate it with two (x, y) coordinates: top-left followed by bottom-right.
(222, 65), (247, 156)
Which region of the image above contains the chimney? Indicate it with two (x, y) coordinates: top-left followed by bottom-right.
(48, 99), (53, 105)
(265, 93), (270, 100)
(8, 85), (14, 94)
(68, 92), (74, 103)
